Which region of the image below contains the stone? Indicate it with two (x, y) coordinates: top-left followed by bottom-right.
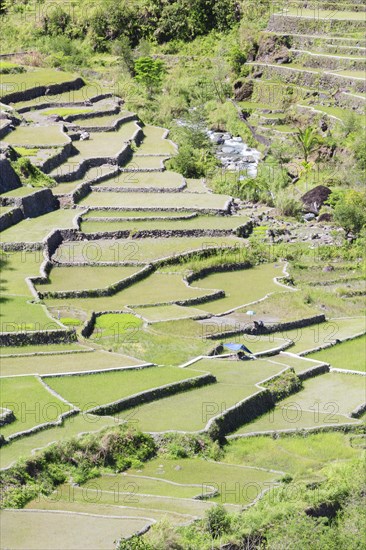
(80, 131), (90, 140)
(0, 156), (22, 193)
(301, 185), (332, 214)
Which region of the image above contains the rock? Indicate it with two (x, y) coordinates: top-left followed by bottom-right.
(301, 185), (332, 214)
(318, 212), (333, 223)
(233, 79), (254, 101)
(80, 131), (90, 141)
(174, 465), (182, 471)
(221, 146), (235, 154)
(303, 213), (315, 221)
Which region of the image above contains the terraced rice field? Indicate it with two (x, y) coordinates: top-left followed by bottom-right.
(1, 48), (365, 547)
(233, 372), (364, 435)
(0, 350), (146, 377)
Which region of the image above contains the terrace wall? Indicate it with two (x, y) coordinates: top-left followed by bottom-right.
(1, 77), (85, 105)
(87, 373), (217, 416)
(0, 328), (77, 347)
(0, 207), (24, 231)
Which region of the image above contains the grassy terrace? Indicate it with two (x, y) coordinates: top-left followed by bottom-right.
(0, 343), (88, 356)
(127, 457), (278, 505)
(136, 125), (177, 155)
(122, 155), (169, 169)
(4, 125), (69, 147)
(37, 265), (142, 292)
(53, 236), (244, 264)
(308, 335), (366, 372)
(46, 365), (206, 411)
(0, 510), (148, 550)
(12, 85), (112, 110)
(81, 215), (247, 233)
(44, 271), (222, 314)
(94, 170), (184, 189)
(234, 371), (364, 435)
(82, 209), (197, 218)
(0, 251), (63, 333)
(0, 209), (78, 243)
(78, 191), (231, 210)
(133, 304), (207, 322)
(282, 8), (366, 21)
(194, 263), (289, 314)
(0, 414), (121, 469)
(49, 121), (140, 178)
(0, 68), (79, 100)
(0, 186), (40, 198)
(53, 165), (117, 195)
(224, 432), (362, 478)
(77, 111), (135, 127)
(113, 358), (286, 432)
(0, 376), (71, 438)
(0, 350), (145, 377)
(276, 317), (366, 354)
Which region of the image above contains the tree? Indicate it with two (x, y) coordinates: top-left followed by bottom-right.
(333, 190), (366, 237)
(294, 127), (322, 163)
(134, 56), (165, 96)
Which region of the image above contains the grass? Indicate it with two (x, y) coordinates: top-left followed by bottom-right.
(30, 483), (215, 518)
(82, 209), (197, 219)
(122, 155), (169, 169)
(263, 353), (326, 374)
(0, 414), (121, 469)
(94, 170), (184, 189)
(82, 472), (210, 499)
(78, 190), (232, 210)
(53, 165), (117, 195)
(137, 125), (177, 155)
(45, 365), (205, 411)
(0, 376), (71, 438)
(77, 111), (134, 127)
(0, 350), (145, 377)
(40, 107), (93, 117)
(133, 304), (207, 322)
(284, 8), (366, 21)
(1, 187), (40, 198)
(0, 68), (78, 100)
(13, 146), (39, 156)
(0, 343), (86, 356)
(0, 296), (60, 334)
(194, 263), (289, 314)
(45, 271), (221, 320)
(91, 313), (143, 341)
(0, 61), (25, 74)
(277, 317), (366, 354)
(236, 290), (319, 324)
(224, 432), (362, 479)
(0, 510), (148, 549)
(0, 209), (77, 243)
(115, 358), (286, 432)
(128, 457), (277, 506)
(37, 265), (141, 292)
(4, 125), (69, 146)
(53, 236), (244, 264)
(81, 215), (247, 233)
(308, 335), (366, 372)
(233, 372), (364, 435)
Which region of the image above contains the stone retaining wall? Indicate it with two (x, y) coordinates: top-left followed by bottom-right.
(206, 389), (275, 441)
(41, 142), (74, 174)
(38, 264), (153, 300)
(268, 14), (366, 35)
(0, 328), (77, 347)
(1, 77), (85, 105)
(205, 314), (327, 340)
(88, 373), (217, 416)
(77, 113), (137, 133)
(16, 93), (114, 114)
(0, 409), (16, 428)
(0, 206), (23, 231)
(4, 409), (79, 445)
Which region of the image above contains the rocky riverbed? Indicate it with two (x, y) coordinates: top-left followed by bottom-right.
(208, 130), (261, 177)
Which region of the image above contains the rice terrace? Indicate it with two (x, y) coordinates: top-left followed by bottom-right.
(0, 0), (365, 548)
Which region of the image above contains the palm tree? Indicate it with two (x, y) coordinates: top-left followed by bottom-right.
(293, 127), (322, 163)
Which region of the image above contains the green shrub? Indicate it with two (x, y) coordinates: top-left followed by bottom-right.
(205, 504), (231, 539)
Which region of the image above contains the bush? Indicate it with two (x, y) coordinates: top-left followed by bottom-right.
(333, 190), (366, 236)
(274, 191), (302, 218)
(205, 504), (231, 539)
